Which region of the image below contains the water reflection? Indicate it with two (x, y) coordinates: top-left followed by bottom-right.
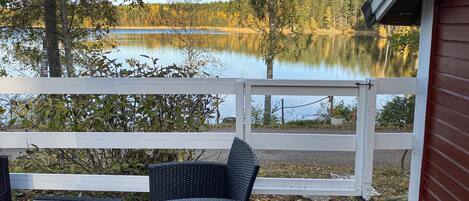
(110, 30), (418, 79)
(107, 30), (417, 121)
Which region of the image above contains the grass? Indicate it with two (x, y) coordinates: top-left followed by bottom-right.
(252, 162), (410, 201)
(282, 119), (355, 130)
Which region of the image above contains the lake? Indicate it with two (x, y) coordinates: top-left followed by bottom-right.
(108, 29), (418, 122)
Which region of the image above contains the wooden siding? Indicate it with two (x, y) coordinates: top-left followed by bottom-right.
(420, 0), (469, 200)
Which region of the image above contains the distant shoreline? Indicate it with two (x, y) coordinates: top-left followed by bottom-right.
(112, 26), (257, 34)
(2, 25), (376, 36)
(112, 26), (376, 36)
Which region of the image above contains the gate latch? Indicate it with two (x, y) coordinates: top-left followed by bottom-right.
(355, 80), (374, 90)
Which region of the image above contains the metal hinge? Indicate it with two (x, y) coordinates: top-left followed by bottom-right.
(355, 80), (374, 90)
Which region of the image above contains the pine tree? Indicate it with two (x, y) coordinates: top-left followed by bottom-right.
(324, 6), (334, 29)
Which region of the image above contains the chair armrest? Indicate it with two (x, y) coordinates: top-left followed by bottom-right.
(149, 161), (227, 201)
(0, 155), (12, 201)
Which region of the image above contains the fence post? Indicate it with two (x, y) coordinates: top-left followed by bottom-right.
(281, 99), (285, 125)
(354, 78), (377, 200)
(235, 79), (245, 140)
(244, 83), (253, 144)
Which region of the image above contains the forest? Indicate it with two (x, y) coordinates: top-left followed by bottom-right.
(116, 0), (368, 31)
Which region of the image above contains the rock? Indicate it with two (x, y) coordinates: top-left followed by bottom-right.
(222, 117), (236, 124)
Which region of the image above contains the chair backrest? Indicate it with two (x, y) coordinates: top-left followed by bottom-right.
(223, 137), (259, 201)
(149, 162), (226, 201)
(0, 156), (12, 201)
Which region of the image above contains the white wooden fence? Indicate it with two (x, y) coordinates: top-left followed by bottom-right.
(0, 77), (417, 200)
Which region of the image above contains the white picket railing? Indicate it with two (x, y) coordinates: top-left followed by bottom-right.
(0, 77), (417, 199)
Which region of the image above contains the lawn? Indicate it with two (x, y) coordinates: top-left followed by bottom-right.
(253, 162), (409, 201)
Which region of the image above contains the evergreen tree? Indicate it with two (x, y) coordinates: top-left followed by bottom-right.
(324, 6), (334, 29)
(113, 0), (370, 31)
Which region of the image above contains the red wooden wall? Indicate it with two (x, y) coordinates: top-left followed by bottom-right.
(420, 0), (469, 200)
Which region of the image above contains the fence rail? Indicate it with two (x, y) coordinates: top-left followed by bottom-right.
(10, 174), (358, 196)
(0, 77), (417, 199)
(0, 78), (242, 94)
(0, 132), (411, 151)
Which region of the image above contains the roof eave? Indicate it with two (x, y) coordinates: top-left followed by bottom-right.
(362, 0), (422, 27)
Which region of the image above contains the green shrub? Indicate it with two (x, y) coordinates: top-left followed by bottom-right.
(317, 100), (356, 123)
(251, 103), (280, 127)
(10, 56), (218, 200)
(377, 95), (415, 129)
(330, 101), (356, 122)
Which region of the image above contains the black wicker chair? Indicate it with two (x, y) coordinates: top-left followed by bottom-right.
(0, 156), (12, 201)
(149, 137), (259, 201)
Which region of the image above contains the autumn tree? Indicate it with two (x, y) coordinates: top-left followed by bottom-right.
(0, 0), (117, 77)
(114, 1), (368, 31)
(324, 6), (334, 29)
(235, 0), (313, 125)
(390, 26), (420, 57)
(1, 0), (49, 76)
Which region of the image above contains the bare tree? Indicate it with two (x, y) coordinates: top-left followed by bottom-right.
(166, 0), (222, 75)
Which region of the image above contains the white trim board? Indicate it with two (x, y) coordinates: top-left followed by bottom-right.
(408, 0), (435, 200)
(371, 0), (399, 22)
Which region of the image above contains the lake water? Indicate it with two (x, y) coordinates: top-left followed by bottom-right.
(108, 29), (418, 122)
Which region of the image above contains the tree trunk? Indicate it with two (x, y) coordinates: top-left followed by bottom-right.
(44, 0), (62, 77)
(263, 58), (273, 126)
(61, 0), (74, 77)
(263, 0), (276, 126)
(40, 39), (49, 77)
(354, 0), (359, 30)
(400, 149), (408, 172)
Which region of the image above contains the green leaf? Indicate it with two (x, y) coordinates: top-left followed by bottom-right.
(8, 118), (17, 126)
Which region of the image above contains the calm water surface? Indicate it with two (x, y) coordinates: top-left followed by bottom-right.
(108, 29), (418, 121)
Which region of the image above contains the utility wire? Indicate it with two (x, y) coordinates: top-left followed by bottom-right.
(282, 97), (329, 109)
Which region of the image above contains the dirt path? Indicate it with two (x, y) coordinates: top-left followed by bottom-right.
(206, 127), (411, 167)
